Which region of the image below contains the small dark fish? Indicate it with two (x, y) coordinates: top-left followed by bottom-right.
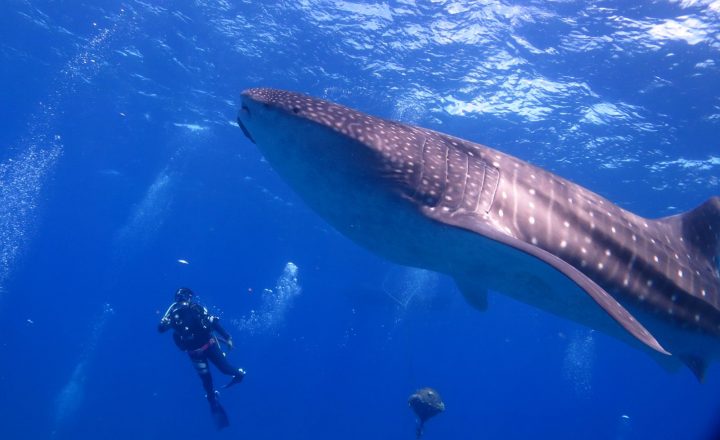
(408, 387), (445, 438)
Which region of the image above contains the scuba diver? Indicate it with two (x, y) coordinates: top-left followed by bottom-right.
(159, 287), (246, 429)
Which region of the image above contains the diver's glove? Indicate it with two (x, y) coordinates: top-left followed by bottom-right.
(157, 317), (172, 332)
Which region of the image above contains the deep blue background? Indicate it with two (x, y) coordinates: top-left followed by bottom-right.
(1, 1), (720, 439)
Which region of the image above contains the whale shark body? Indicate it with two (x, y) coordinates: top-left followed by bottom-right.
(237, 88), (720, 379)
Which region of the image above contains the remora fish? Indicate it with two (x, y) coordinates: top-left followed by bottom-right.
(237, 88), (720, 379)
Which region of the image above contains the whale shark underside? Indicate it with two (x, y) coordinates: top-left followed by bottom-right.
(236, 88), (720, 380)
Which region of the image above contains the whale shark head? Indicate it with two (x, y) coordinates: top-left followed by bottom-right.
(237, 88), (425, 208)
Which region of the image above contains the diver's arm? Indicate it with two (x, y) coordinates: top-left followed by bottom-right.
(211, 316), (232, 341)
(158, 303), (176, 333)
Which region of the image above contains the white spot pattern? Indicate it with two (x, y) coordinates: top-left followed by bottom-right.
(241, 88), (720, 339)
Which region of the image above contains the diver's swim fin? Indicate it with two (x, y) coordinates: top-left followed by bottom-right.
(223, 369), (246, 389)
(207, 391), (230, 430)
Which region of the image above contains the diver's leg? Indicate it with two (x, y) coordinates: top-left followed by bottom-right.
(188, 353), (215, 398)
(206, 343), (245, 387)
(206, 343), (243, 375)
(190, 353), (229, 429)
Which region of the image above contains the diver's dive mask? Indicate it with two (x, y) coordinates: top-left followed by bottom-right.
(175, 287), (194, 303)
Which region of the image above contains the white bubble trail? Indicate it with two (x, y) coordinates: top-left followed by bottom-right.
(382, 266), (439, 310)
(561, 329), (596, 398)
(0, 6), (133, 295)
(52, 303), (114, 436)
(233, 262), (301, 335)
(0, 142), (62, 290)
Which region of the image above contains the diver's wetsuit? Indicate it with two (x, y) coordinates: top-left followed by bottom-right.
(158, 301), (244, 399)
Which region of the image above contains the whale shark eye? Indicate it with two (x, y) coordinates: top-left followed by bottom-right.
(292, 107), (300, 114)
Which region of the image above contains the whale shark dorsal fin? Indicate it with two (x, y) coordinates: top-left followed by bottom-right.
(423, 206), (671, 355)
(657, 196), (720, 268)
(454, 279), (488, 311)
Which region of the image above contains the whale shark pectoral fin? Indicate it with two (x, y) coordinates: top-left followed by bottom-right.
(575, 272), (671, 355)
(454, 279), (488, 311)
(423, 209), (671, 355)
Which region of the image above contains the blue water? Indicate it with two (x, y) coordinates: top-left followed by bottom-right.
(1, 1), (719, 439)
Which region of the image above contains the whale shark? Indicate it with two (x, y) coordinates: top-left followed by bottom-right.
(237, 88), (720, 379)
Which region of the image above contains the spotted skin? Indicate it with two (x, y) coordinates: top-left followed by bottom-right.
(238, 88), (720, 377)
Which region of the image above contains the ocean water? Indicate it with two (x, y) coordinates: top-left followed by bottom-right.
(1, 1), (719, 439)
